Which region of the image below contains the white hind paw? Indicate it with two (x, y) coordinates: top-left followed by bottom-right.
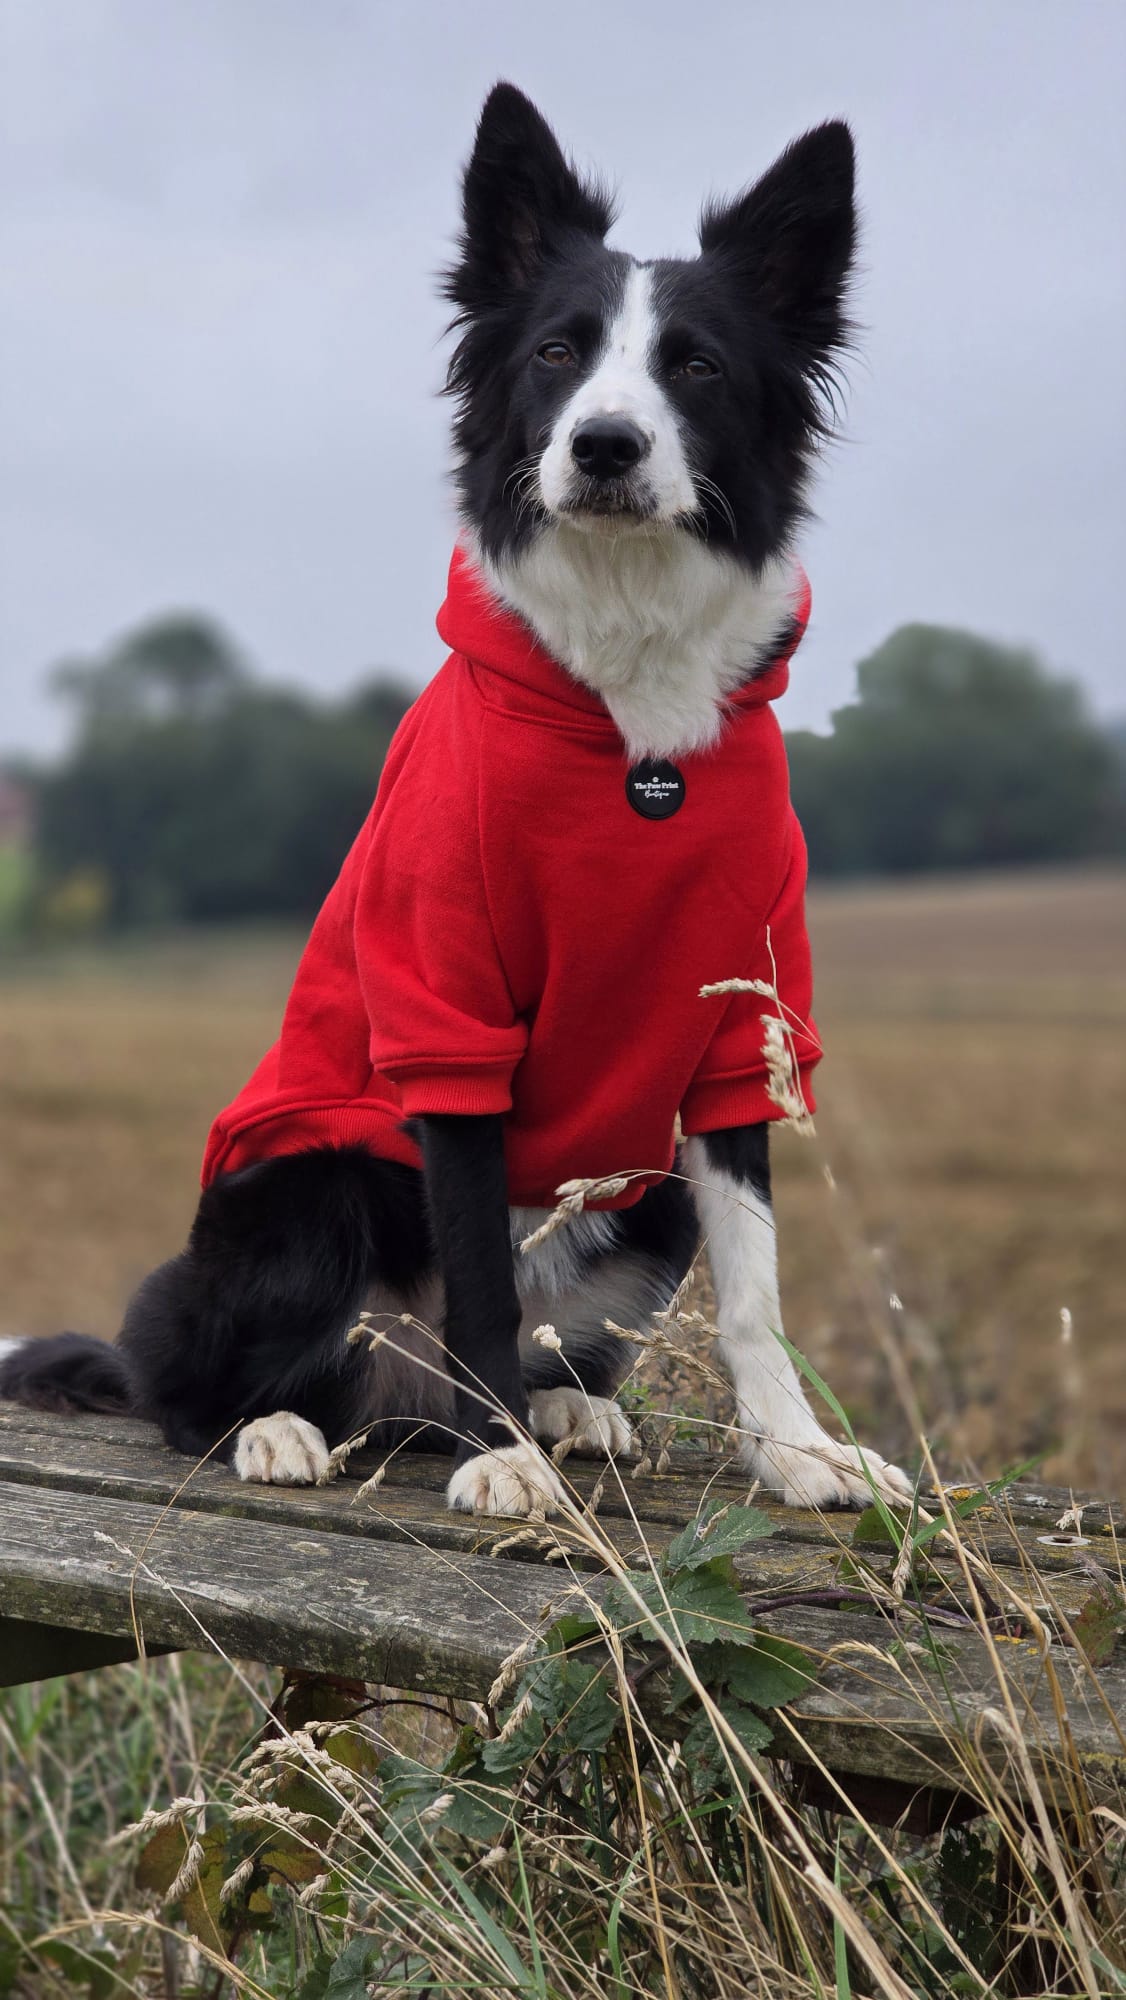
(446, 1440), (568, 1518)
(234, 1412), (330, 1485)
(529, 1387), (634, 1458)
(742, 1428), (913, 1511)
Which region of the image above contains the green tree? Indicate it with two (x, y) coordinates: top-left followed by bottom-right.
(50, 614), (249, 740)
(788, 626), (1119, 875)
(35, 617), (413, 925)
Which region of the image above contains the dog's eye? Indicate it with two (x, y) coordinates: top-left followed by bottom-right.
(680, 355), (720, 380)
(537, 341), (575, 367)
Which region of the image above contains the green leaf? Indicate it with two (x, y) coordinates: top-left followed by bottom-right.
(665, 1501), (775, 1570)
(481, 1702), (546, 1775)
(851, 1504), (910, 1549)
(663, 1636), (814, 1715)
(682, 1698), (773, 1792)
(604, 1561), (753, 1648)
(324, 1935), (378, 1998)
(290, 1953), (333, 2000)
(722, 1634), (815, 1708)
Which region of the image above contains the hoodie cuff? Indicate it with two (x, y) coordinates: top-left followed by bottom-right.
(389, 1060), (518, 1118)
(680, 1063), (818, 1135)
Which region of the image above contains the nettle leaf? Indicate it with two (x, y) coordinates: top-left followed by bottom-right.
(682, 1699), (774, 1792)
(546, 1609), (603, 1650)
(1073, 1590), (1126, 1666)
(666, 1502), (775, 1570)
(662, 1635), (813, 1717)
(291, 1954), (334, 2000)
(324, 1935), (378, 1998)
(481, 1701), (546, 1775)
(509, 1652), (620, 1753)
(726, 1634), (814, 1707)
(851, 1504), (912, 1549)
(604, 1561), (753, 1648)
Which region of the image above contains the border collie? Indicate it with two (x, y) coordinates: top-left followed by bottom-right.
(1, 85), (910, 1518)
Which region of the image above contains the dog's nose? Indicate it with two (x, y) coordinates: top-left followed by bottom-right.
(570, 417), (649, 480)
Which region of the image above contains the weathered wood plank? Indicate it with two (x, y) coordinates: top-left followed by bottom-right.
(0, 1406), (1114, 1615)
(751, 1605), (1126, 1803)
(6, 1404), (1122, 1529)
(0, 1482), (573, 1698)
(2, 1456), (1126, 1800)
(2, 1480), (1119, 1797)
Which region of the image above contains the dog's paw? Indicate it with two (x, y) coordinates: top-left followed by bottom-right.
(446, 1440), (568, 1518)
(742, 1429), (913, 1511)
(529, 1387), (634, 1458)
(234, 1412), (330, 1485)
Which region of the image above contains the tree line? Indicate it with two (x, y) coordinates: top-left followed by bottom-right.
(4, 612), (1122, 933)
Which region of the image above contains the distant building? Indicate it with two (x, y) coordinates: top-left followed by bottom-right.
(0, 775), (33, 846)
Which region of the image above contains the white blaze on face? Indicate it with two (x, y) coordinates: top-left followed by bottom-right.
(537, 263), (697, 520)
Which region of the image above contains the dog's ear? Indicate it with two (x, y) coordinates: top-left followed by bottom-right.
(448, 83), (614, 309)
(699, 122), (856, 353)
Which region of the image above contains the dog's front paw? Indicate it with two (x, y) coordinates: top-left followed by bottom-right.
(446, 1440), (568, 1518)
(742, 1428), (912, 1511)
(529, 1387), (634, 1458)
(234, 1412), (330, 1485)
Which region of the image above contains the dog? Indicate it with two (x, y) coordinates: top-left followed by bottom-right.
(1, 84), (911, 1518)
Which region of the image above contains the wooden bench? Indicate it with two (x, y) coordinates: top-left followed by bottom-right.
(1, 1401), (1122, 1825)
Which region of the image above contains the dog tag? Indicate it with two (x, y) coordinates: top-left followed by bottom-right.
(626, 760), (686, 820)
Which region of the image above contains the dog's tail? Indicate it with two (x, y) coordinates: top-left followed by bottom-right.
(0, 1333), (133, 1415)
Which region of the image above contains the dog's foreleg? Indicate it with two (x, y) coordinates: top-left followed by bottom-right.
(684, 1126), (911, 1508)
(419, 1113), (566, 1517)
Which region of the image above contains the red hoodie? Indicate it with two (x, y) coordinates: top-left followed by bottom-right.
(202, 549), (820, 1209)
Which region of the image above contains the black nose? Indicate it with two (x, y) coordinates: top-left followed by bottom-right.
(570, 416), (649, 480)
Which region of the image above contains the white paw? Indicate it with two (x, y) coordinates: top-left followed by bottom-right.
(741, 1428), (913, 1511)
(446, 1440), (569, 1518)
(233, 1412), (330, 1485)
(529, 1387), (634, 1458)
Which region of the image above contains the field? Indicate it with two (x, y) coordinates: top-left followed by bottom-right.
(1, 865), (1123, 1494)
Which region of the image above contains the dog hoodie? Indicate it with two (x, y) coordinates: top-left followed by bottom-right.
(203, 547), (820, 1210)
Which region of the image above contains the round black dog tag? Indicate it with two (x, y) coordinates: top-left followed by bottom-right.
(626, 759), (686, 820)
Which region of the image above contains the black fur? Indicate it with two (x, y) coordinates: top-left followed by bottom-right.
(0, 1331), (132, 1416)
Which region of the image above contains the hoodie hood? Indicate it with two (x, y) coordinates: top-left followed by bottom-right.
(436, 544), (810, 723)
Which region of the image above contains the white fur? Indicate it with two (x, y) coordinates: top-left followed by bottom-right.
(234, 1411), (330, 1485)
(537, 265), (697, 522)
(510, 1205), (620, 1299)
(446, 1438), (568, 1517)
(684, 1139), (911, 1509)
(529, 1387), (634, 1457)
(0, 1338), (26, 1363)
(481, 528), (797, 763)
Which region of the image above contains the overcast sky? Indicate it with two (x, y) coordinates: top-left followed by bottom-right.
(2, 0), (1124, 757)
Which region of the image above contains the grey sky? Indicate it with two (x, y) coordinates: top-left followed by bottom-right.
(2, 0), (1124, 758)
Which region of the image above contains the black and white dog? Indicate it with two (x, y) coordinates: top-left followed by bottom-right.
(1, 85), (910, 1517)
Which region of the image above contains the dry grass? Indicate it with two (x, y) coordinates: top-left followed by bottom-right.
(1, 865), (1123, 1493)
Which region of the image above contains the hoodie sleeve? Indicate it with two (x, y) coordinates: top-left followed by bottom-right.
(680, 812), (821, 1134)
(352, 690), (528, 1118)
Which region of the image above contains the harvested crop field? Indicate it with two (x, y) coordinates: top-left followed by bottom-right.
(1, 866), (1123, 1492)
